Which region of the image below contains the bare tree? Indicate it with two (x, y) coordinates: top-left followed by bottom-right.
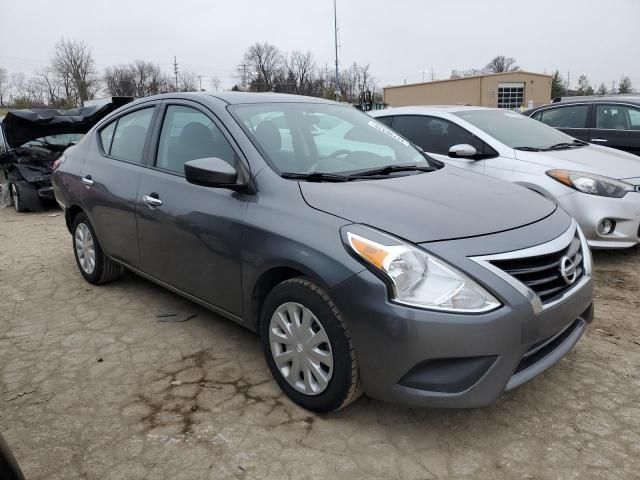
(210, 76), (221, 91)
(0, 67), (8, 106)
(179, 71), (198, 92)
(576, 74), (594, 96)
(485, 56), (519, 73)
(53, 38), (98, 106)
(596, 83), (608, 96)
(104, 65), (136, 96)
(286, 50), (315, 94)
(244, 42), (284, 91)
(35, 67), (65, 106)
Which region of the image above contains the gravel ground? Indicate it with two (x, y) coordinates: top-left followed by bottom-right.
(1, 206), (639, 480)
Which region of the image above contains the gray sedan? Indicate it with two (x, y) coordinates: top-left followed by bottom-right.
(53, 93), (593, 412)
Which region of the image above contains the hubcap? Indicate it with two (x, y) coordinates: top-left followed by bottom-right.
(75, 223), (96, 274)
(269, 302), (333, 395)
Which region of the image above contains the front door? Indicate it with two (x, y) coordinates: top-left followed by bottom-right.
(532, 104), (591, 142)
(136, 102), (248, 316)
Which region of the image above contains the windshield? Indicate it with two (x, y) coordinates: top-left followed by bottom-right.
(454, 110), (578, 150)
(21, 133), (84, 148)
(230, 103), (427, 175)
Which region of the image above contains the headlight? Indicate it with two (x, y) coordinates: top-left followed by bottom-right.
(343, 227), (500, 313)
(546, 169), (635, 198)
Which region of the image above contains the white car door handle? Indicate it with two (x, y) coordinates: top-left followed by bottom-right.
(143, 194), (162, 207)
(81, 175), (94, 186)
(590, 138), (608, 142)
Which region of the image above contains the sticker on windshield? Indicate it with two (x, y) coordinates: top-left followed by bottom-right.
(368, 121), (410, 146)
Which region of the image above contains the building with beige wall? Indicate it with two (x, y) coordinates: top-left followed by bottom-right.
(383, 71), (552, 109)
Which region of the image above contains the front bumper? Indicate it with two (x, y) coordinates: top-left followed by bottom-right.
(330, 219), (594, 408)
(557, 191), (640, 249)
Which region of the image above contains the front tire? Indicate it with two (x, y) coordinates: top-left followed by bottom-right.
(72, 213), (123, 284)
(260, 278), (362, 412)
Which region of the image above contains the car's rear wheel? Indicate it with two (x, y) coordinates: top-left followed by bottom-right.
(260, 278), (362, 412)
(10, 184), (27, 213)
(72, 213), (123, 284)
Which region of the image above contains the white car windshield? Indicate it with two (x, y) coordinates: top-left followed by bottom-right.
(455, 110), (585, 151)
(230, 103), (428, 175)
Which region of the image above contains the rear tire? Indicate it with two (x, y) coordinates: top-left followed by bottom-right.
(72, 212), (123, 284)
(10, 184), (27, 213)
(260, 277), (363, 413)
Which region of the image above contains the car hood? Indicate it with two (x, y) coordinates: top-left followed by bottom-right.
(1, 99), (131, 149)
(299, 166), (557, 243)
(514, 144), (640, 180)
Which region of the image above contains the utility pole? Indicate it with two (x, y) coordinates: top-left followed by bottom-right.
(566, 70), (570, 92)
(238, 64), (248, 90)
(173, 56), (179, 90)
(430, 67), (435, 81)
(197, 75), (204, 91)
(333, 0), (340, 102)
(611, 80), (615, 94)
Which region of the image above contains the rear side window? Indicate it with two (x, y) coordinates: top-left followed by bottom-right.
(99, 121), (116, 153)
(155, 105), (236, 174)
(596, 105), (640, 130)
(538, 105), (589, 128)
(109, 108), (155, 163)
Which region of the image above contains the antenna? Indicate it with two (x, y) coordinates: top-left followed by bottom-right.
(334, 0), (340, 102)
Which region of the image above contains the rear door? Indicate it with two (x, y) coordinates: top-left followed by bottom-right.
(136, 100), (249, 316)
(80, 103), (158, 267)
(589, 103), (640, 155)
(531, 103), (591, 141)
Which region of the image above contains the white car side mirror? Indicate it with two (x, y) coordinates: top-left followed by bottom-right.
(448, 144), (478, 158)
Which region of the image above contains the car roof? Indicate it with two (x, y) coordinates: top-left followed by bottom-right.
(370, 105), (499, 116)
(123, 91), (337, 106)
(526, 95), (640, 114)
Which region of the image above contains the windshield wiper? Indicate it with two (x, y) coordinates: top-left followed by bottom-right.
(281, 172), (351, 182)
(543, 140), (588, 151)
(352, 164), (435, 177)
(514, 146), (544, 151)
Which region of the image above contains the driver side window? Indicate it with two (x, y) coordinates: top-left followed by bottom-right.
(156, 105), (236, 175)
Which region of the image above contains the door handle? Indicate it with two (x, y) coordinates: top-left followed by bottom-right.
(81, 175), (94, 186)
(590, 138), (608, 143)
(143, 193), (163, 207)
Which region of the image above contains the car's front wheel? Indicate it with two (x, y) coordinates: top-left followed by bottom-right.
(72, 213), (123, 284)
(260, 278), (363, 412)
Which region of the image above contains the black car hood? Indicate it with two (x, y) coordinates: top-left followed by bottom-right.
(2, 100), (128, 149)
(300, 167), (556, 243)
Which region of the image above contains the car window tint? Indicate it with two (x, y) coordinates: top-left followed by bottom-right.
(393, 115), (475, 155)
(110, 108), (154, 163)
(596, 105), (639, 130)
(99, 121), (116, 154)
(531, 111), (543, 121)
(156, 105), (236, 174)
(539, 105), (589, 128)
(376, 116), (394, 127)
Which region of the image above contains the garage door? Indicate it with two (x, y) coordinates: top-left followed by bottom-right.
(497, 82), (524, 109)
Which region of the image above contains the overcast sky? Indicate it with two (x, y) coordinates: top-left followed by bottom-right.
(1, 0), (639, 91)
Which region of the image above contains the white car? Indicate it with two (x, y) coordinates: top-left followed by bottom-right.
(370, 106), (640, 249)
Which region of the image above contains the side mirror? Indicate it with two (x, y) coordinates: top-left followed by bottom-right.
(184, 157), (239, 188)
(448, 144), (477, 159)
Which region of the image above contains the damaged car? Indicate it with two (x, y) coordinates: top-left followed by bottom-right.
(0, 98), (132, 212)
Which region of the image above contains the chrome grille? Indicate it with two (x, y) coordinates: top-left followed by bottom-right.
(489, 233), (584, 303)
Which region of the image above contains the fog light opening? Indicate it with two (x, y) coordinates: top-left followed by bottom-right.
(597, 218), (615, 235)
